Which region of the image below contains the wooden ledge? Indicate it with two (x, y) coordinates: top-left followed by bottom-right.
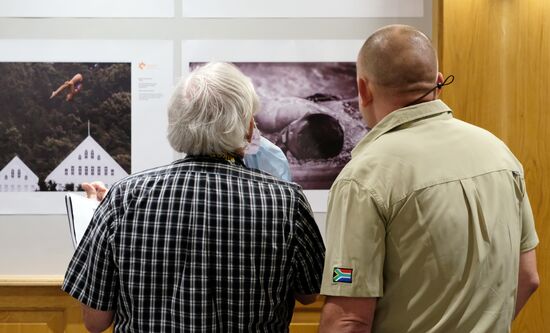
(0, 275), (64, 287)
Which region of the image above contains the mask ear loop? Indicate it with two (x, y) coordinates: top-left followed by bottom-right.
(436, 74), (455, 89)
(244, 121), (262, 155)
(405, 74), (455, 107)
(276, 125), (291, 154)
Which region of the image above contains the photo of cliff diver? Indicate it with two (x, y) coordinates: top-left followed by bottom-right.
(0, 62), (131, 192)
(190, 62), (367, 189)
(50, 73), (84, 102)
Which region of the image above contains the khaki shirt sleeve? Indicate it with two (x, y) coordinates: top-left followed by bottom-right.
(320, 179), (386, 298)
(520, 192), (539, 252)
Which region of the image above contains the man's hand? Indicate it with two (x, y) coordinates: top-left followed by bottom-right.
(81, 181), (108, 202)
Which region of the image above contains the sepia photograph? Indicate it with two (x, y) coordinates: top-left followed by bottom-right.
(0, 62), (131, 192)
(191, 62), (367, 189)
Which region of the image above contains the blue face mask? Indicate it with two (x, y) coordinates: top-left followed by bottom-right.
(243, 135), (292, 182)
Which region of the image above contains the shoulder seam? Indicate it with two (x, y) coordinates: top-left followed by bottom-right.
(333, 177), (388, 213)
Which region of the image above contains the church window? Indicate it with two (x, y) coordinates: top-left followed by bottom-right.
(111, 169), (114, 176)
(17, 169), (21, 178)
(85, 166), (88, 175)
(91, 150), (95, 159)
(78, 155), (81, 160)
(98, 155), (101, 160)
(97, 166), (101, 175)
(78, 166), (82, 175)
(84, 150), (88, 159)
(104, 166), (108, 175)
(65, 168), (68, 176)
(71, 166), (75, 175)
(91, 167), (95, 176)
(11, 169), (14, 178)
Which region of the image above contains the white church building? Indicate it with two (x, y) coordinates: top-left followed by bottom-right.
(0, 156), (40, 192)
(46, 135), (129, 191)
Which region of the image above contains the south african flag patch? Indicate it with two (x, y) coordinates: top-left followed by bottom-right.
(333, 267), (353, 283)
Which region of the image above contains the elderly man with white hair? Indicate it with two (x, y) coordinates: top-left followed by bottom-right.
(62, 62), (325, 333)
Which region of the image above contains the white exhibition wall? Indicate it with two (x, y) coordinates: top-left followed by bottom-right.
(182, 0), (423, 17)
(0, 212), (326, 275)
(0, 0), (432, 274)
(0, 0), (174, 17)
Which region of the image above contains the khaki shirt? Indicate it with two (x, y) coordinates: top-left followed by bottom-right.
(321, 100), (538, 333)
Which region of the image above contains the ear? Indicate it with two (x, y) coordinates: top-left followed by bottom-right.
(435, 72), (445, 97)
(246, 117), (255, 142)
(357, 76), (373, 107)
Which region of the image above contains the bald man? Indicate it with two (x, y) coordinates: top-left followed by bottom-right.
(319, 25), (539, 333)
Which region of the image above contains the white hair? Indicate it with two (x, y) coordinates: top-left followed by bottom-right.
(167, 62), (259, 155)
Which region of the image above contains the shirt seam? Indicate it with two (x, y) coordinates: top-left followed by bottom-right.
(389, 168), (522, 209)
(334, 177), (388, 219)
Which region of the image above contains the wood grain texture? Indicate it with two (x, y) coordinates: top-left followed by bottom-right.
(437, 0), (549, 331)
(0, 286), (101, 333)
(0, 283), (322, 333)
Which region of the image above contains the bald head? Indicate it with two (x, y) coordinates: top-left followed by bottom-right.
(358, 25), (438, 94)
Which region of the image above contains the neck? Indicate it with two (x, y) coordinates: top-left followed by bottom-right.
(207, 151), (242, 161)
(234, 149), (245, 158)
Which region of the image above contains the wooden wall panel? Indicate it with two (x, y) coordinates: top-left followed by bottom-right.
(0, 311), (63, 333)
(437, 0), (550, 331)
(0, 283), (102, 333)
(290, 297), (324, 333)
(0, 279), (321, 333)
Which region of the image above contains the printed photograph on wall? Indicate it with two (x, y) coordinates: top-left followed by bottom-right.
(0, 62), (131, 192)
(190, 62), (367, 189)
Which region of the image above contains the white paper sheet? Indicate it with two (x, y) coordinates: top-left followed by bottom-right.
(182, 40), (364, 212)
(182, 0), (423, 17)
(0, 0), (173, 17)
(65, 193), (99, 248)
(0, 40), (175, 214)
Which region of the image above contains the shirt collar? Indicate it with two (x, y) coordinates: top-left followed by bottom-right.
(352, 99), (453, 157)
(179, 154), (246, 167)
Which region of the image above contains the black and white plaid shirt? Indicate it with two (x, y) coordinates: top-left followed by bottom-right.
(62, 155), (325, 332)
